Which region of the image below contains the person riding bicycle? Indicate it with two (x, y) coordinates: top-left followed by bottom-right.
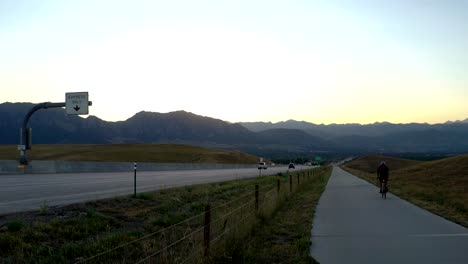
(377, 161), (389, 193)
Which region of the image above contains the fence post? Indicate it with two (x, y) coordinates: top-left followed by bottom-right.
(255, 184), (259, 211)
(297, 174), (300, 186)
(204, 204), (211, 256)
(289, 174), (292, 192)
(277, 179), (280, 196)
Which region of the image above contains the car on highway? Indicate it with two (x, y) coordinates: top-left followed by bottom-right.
(258, 162), (267, 170)
(288, 163), (295, 169)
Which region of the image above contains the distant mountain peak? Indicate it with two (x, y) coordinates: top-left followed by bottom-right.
(281, 119), (315, 124)
(444, 118), (468, 124)
(372, 121), (392, 125)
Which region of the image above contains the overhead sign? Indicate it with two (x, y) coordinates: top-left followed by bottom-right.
(66, 92), (89, 115)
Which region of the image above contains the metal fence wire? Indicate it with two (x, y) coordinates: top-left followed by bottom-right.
(76, 168), (322, 264)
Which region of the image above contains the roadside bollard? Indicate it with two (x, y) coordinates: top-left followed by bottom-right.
(133, 161), (137, 197)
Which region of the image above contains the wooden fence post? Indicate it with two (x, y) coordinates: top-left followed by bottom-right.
(277, 179), (280, 196)
(255, 184), (259, 211)
(289, 174), (292, 192)
(204, 204), (211, 256)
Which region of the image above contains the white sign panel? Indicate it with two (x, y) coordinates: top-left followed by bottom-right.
(66, 92), (89, 115)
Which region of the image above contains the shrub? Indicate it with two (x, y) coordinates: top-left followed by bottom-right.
(7, 220), (24, 232)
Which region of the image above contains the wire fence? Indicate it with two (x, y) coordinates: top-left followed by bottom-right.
(76, 167), (325, 264)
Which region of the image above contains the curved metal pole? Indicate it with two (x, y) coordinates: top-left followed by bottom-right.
(19, 102), (65, 165)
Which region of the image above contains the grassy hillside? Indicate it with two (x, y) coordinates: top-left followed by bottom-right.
(0, 144), (261, 164)
(345, 154), (424, 173)
(343, 155), (468, 227)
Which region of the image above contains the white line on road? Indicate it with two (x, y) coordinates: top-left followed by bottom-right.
(409, 233), (468, 237)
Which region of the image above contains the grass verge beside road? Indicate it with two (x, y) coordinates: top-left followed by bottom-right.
(230, 166), (332, 263)
(342, 155), (468, 227)
(0, 167), (329, 263)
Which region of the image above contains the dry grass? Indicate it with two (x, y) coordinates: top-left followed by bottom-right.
(231, 166), (332, 264)
(345, 154), (423, 173)
(343, 154), (468, 227)
(0, 144), (260, 164)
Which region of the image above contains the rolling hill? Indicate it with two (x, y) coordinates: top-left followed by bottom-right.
(344, 154), (423, 173)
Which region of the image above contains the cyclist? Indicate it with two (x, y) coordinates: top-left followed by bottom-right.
(376, 161), (389, 194)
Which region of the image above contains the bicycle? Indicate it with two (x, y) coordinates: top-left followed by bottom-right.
(379, 179), (388, 199)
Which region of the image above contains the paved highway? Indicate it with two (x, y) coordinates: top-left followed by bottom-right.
(310, 166), (468, 264)
(0, 165), (302, 214)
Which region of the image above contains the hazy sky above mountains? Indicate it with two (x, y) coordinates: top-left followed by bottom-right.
(1, 0), (467, 124)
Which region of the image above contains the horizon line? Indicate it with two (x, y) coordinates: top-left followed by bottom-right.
(1, 101), (467, 126)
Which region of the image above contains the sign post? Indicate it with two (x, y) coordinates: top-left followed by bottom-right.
(18, 93), (92, 165)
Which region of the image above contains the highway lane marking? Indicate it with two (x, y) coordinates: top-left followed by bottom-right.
(409, 233), (468, 237)
(0, 173), (250, 190)
(0, 171), (278, 213)
(0, 169), (290, 190)
(0, 167), (304, 213)
(1, 178), (133, 189)
(0, 169), (283, 204)
(0, 174), (258, 205)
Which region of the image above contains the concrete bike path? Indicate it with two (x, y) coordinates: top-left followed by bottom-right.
(310, 166), (468, 264)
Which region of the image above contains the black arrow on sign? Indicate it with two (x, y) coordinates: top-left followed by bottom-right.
(73, 105), (80, 111)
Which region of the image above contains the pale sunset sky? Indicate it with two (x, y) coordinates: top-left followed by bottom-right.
(0, 0), (467, 124)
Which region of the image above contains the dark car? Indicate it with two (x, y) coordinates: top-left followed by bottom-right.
(288, 163), (295, 169)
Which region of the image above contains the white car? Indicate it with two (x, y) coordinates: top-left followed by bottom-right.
(257, 162), (267, 170)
